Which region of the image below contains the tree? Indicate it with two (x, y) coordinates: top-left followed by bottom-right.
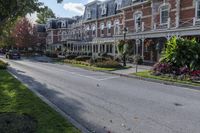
(12, 18), (38, 50)
(36, 6), (55, 24)
(0, 0), (41, 28)
(0, 0), (61, 48)
(161, 36), (200, 70)
(0, 17), (19, 48)
(0, 0), (61, 32)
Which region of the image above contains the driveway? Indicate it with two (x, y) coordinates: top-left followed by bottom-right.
(2, 58), (200, 133)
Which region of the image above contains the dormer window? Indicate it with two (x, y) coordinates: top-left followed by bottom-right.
(115, 0), (122, 10)
(86, 9), (91, 19)
(46, 22), (51, 29)
(61, 21), (66, 28)
(101, 3), (107, 15)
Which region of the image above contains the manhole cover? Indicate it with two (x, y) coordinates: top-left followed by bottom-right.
(0, 112), (37, 133)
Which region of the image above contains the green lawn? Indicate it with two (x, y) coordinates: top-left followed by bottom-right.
(0, 70), (80, 133)
(133, 71), (200, 87)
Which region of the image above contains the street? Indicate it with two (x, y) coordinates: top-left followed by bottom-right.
(3, 58), (200, 133)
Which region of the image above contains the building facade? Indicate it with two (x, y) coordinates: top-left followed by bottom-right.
(46, 0), (200, 63)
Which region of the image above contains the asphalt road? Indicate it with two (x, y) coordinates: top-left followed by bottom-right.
(2, 58), (200, 133)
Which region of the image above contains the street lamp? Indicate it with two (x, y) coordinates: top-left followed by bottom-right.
(123, 27), (128, 66)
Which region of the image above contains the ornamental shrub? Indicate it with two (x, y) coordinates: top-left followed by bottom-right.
(75, 56), (91, 61)
(160, 36), (200, 70)
(153, 62), (173, 74)
(93, 60), (122, 68)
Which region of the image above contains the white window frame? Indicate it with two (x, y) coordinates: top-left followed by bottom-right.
(61, 31), (67, 41)
(107, 21), (112, 34)
(134, 11), (142, 32)
(114, 20), (120, 35)
(100, 23), (104, 35)
(85, 25), (90, 36)
(61, 21), (66, 28)
(115, 0), (122, 10)
(160, 4), (170, 25)
(92, 24), (96, 36)
(86, 9), (91, 19)
(196, 0), (200, 20)
(101, 3), (107, 15)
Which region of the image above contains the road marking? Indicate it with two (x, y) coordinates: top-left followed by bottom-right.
(98, 76), (120, 81)
(13, 60), (119, 81)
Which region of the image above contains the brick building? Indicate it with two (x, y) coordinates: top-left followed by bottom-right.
(46, 0), (200, 63)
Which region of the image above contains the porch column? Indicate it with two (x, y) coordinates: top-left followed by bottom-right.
(72, 44), (75, 52)
(141, 38), (145, 59)
(136, 39), (139, 55)
(105, 44), (107, 53)
(113, 44), (116, 57)
(92, 43), (94, 58)
(98, 43), (100, 54)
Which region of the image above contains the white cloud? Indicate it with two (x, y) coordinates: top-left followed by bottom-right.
(87, 0), (105, 2)
(63, 3), (85, 15)
(63, 0), (106, 15)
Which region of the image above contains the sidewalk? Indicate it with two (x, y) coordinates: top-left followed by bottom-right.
(112, 63), (152, 75)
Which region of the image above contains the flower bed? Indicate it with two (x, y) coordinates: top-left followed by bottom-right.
(152, 37), (200, 83)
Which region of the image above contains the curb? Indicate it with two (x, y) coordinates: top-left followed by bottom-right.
(100, 70), (200, 91)
(7, 68), (91, 133)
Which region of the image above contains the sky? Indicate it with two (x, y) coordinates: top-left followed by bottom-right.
(28, 0), (105, 23)
(38, 0), (105, 18)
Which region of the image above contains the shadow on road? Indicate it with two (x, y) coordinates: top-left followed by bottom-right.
(8, 67), (108, 133)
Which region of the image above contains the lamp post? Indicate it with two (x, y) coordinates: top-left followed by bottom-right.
(123, 27), (128, 66)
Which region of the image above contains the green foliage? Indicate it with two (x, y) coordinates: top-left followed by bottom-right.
(0, 0), (61, 34)
(0, 70), (80, 132)
(134, 71), (200, 87)
(0, 0), (42, 30)
(133, 55), (143, 65)
(36, 6), (55, 24)
(117, 40), (134, 56)
(161, 36), (200, 70)
(75, 56), (91, 62)
(93, 60), (122, 68)
(65, 55), (77, 60)
(64, 59), (91, 66)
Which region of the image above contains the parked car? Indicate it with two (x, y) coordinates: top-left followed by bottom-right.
(5, 50), (21, 59)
